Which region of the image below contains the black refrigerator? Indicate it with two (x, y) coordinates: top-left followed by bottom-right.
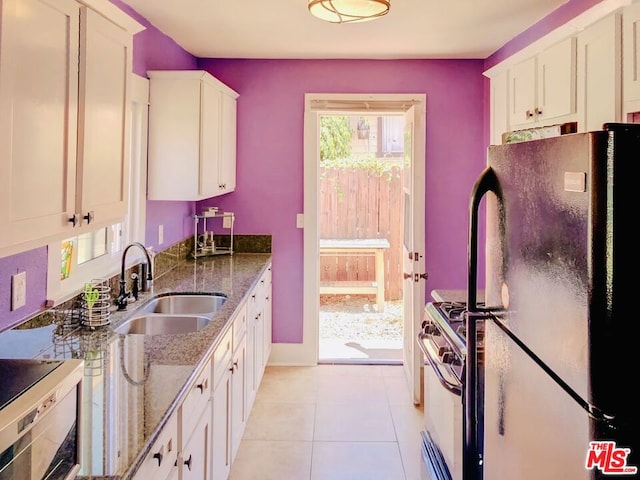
(464, 123), (639, 479)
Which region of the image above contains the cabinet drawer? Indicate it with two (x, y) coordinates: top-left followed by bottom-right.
(232, 303), (247, 352)
(213, 327), (233, 387)
(135, 412), (178, 480)
(181, 358), (212, 441)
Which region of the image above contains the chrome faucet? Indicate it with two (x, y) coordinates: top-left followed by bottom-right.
(116, 242), (154, 310)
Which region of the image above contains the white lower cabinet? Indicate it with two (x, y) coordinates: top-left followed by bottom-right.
(181, 401), (212, 480)
(133, 265), (272, 480)
(134, 413), (179, 480)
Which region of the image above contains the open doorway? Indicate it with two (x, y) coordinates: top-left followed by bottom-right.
(317, 113), (405, 363)
(300, 93), (425, 401)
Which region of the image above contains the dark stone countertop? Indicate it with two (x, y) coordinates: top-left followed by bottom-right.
(0, 253), (272, 480)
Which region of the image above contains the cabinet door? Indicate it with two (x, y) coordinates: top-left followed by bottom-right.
(0, 0), (79, 248)
(231, 334), (247, 461)
(489, 70), (509, 145)
(77, 6), (131, 226)
(133, 413), (179, 480)
(623, 2), (640, 114)
(200, 81), (222, 198)
(577, 13), (622, 132)
(212, 368), (232, 480)
(181, 400), (211, 480)
(509, 56), (537, 126)
(219, 92), (237, 194)
(537, 36), (576, 122)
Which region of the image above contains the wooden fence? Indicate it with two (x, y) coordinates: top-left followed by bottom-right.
(319, 165), (403, 300)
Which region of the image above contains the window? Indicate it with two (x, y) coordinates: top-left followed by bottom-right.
(378, 116), (404, 156)
(47, 75), (149, 303)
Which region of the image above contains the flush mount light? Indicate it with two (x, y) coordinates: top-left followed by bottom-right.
(308, 0), (390, 24)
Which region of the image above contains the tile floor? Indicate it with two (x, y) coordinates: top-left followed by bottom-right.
(229, 364), (424, 480)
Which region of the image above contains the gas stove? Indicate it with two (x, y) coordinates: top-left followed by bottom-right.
(418, 300), (487, 387)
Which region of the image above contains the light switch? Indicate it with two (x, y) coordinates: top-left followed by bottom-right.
(296, 213), (304, 229)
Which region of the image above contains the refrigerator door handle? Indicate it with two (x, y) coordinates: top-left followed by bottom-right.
(489, 315), (617, 428)
(464, 167), (502, 480)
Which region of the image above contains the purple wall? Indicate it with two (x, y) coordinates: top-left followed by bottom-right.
(0, 0), (605, 336)
(196, 59), (486, 343)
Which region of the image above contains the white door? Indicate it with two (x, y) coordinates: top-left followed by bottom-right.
(402, 105), (426, 405)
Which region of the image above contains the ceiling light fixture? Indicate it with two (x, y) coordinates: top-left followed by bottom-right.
(308, 0), (390, 24)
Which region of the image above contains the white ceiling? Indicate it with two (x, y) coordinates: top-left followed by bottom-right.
(121, 0), (569, 60)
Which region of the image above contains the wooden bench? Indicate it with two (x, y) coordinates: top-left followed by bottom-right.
(319, 238), (390, 311)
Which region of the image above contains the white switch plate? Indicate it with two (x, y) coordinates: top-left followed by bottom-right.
(223, 214), (233, 229)
(158, 224), (164, 245)
(11, 271), (26, 311)
(296, 213), (304, 229)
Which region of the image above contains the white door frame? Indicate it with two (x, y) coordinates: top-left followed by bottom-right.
(268, 93), (426, 367)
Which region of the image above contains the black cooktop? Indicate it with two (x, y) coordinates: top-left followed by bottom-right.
(0, 359), (64, 411)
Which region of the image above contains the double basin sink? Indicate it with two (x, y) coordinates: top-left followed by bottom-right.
(114, 293), (227, 335)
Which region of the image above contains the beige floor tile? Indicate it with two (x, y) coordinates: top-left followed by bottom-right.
(229, 440), (312, 480)
(264, 365), (318, 377)
(316, 373), (388, 405)
(310, 441), (406, 480)
(244, 401), (316, 441)
(390, 403), (425, 445)
(314, 402), (396, 442)
(255, 372), (318, 403)
(399, 439), (423, 480)
(380, 364), (406, 377)
(384, 374), (420, 406)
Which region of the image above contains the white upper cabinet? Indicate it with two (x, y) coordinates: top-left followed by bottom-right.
(147, 70), (239, 201)
(576, 12), (622, 132)
(509, 37), (577, 128)
(0, 0), (80, 249)
(623, 1), (640, 115)
(489, 70), (509, 145)
(77, 6), (133, 226)
(0, 0), (142, 254)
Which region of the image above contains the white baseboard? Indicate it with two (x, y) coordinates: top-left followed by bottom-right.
(267, 342), (317, 366)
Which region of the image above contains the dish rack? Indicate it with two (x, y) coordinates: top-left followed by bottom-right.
(81, 278), (111, 329)
(190, 210), (235, 259)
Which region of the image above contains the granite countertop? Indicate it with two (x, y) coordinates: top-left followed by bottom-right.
(0, 253), (272, 480)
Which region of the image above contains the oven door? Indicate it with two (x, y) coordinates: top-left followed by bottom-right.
(0, 360), (83, 480)
(419, 333), (464, 480)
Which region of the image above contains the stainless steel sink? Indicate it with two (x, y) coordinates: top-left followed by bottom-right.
(140, 293), (227, 315)
(113, 314), (212, 335)
(113, 293), (227, 335)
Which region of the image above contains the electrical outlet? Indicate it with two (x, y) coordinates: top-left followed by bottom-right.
(223, 214), (233, 229)
(296, 213), (304, 229)
(158, 224), (164, 245)
(11, 271), (26, 311)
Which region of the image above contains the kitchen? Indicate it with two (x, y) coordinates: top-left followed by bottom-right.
(1, 0), (639, 478)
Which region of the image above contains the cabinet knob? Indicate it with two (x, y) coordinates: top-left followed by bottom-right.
(83, 211), (95, 224)
(68, 214), (80, 227)
(535, 107), (543, 116)
(196, 379), (208, 393)
(183, 454), (192, 470)
(526, 109), (534, 118)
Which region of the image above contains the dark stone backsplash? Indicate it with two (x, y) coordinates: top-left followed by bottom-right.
(15, 235), (271, 331)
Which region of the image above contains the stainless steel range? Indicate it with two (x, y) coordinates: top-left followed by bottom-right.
(418, 300), (485, 480)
